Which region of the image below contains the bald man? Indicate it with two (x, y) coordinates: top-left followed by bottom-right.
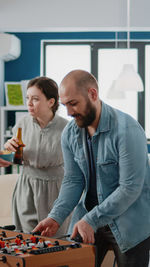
(34, 70), (150, 267)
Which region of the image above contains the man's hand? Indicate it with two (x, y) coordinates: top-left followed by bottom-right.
(33, 217), (60, 237)
(71, 219), (95, 244)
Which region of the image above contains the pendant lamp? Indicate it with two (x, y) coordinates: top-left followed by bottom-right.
(107, 80), (126, 99)
(115, 64), (144, 92)
(115, 0), (144, 92)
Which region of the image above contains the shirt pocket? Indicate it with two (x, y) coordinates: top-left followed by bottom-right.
(97, 160), (119, 187)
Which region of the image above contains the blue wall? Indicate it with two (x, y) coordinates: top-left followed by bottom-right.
(5, 31), (116, 81)
(4, 31), (150, 144)
(5, 31), (150, 82)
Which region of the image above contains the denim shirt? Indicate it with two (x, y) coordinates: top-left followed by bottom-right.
(48, 101), (150, 252)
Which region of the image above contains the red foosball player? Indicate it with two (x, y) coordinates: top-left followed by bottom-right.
(30, 234), (37, 244)
(14, 248), (21, 255)
(0, 238), (5, 248)
(15, 236), (22, 246)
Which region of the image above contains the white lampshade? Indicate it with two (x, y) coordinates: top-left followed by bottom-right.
(107, 80), (126, 99)
(115, 64), (144, 92)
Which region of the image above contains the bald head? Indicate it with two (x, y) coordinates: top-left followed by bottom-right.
(60, 70), (99, 95)
(59, 69), (100, 109)
(59, 70), (101, 129)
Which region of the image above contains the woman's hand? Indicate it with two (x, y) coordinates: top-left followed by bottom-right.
(0, 157), (12, 167)
(4, 137), (19, 152)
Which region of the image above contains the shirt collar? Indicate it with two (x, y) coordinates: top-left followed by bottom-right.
(32, 113), (58, 129)
(95, 101), (111, 135)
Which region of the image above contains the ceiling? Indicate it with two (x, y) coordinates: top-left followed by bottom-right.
(0, 0), (150, 32)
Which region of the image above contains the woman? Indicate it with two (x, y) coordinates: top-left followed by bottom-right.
(4, 76), (69, 235)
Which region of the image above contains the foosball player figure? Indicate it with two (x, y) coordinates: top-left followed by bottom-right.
(30, 234), (38, 244)
(15, 236), (22, 246)
(37, 238), (45, 248)
(21, 240), (28, 250)
(5, 242), (11, 254)
(47, 241), (53, 248)
(14, 247), (21, 255)
(0, 238), (5, 248)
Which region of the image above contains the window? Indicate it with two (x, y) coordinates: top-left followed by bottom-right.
(42, 40), (149, 139)
(44, 43), (91, 120)
(98, 48), (138, 120)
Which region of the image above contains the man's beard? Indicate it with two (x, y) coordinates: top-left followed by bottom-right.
(73, 100), (96, 128)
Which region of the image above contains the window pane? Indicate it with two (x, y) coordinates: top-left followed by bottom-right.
(98, 49), (138, 120)
(145, 45), (150, 139)
(45, 44), (91, 121)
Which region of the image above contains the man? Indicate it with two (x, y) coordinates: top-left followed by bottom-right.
(34, 70), (150, 267)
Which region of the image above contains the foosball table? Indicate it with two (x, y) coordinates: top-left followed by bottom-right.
(0, 227), (96, 267)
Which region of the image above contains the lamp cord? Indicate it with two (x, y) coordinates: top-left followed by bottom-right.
(127, 0), (130, 49)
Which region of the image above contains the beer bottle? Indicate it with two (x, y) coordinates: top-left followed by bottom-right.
(13, 127), (25, 165)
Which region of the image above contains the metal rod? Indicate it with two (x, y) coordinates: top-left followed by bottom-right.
(115, 31), (118, 49)
(127, 0), (130, 49)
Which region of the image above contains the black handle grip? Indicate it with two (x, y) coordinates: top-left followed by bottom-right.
(0, 225), (16, 231)
(72, 233), (83, 243)
(30, 230), (41, 236)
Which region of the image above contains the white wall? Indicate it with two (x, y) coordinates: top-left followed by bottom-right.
(0, 0), (150, 32)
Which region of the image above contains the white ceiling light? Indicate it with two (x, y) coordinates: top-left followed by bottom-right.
(115, 0), (144, 92)
(107, 80), (126, 99)
(115, 64), (144, 92)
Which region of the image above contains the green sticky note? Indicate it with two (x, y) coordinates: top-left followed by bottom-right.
(7, 84), (24, 105)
